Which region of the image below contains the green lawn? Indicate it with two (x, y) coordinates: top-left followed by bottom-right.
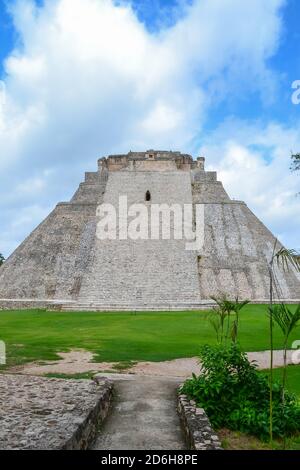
(261, 365), (300, 397)
(0, 304), (300, 368)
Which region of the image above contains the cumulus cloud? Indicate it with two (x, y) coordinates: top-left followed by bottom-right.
(199, 119), (300, 249)
(0, 0), (289, 256)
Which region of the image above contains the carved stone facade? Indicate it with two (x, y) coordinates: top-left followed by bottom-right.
(0, 150), (299, 310)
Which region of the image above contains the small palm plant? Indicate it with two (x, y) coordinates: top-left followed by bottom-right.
(229, 298), (250, 343)
(209, 295), (228, 345)
(269, 303), (300, 400)
(268, 243), (300, 445)
(209, 295), (249, 344)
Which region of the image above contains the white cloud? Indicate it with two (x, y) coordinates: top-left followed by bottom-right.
(199, 119), (300, 249)
(0, 0), (288, 256)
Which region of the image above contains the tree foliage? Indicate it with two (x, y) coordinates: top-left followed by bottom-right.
(291, 152), (300, 172)
(181, 344), (300, 440)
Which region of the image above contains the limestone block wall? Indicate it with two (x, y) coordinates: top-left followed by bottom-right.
(0, 173), (108, 300)
(0, 150), (298, 306)
(192, 182), (230, 203)
(77, 170), (201, 305)
(127, 159), (178, 172)
(196, 202), (300, 300)
(178, 393), (222, 450)
(0, 375), (113, 450)
(0, 204), (93, 299)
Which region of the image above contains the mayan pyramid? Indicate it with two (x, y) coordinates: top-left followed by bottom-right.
(0, 150), (299, 311)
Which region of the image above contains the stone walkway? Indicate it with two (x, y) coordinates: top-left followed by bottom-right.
(92, 375), (186, 450)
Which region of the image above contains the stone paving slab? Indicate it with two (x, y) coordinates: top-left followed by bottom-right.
(0, 374), (112, 450)
(92, 375), (186, 450)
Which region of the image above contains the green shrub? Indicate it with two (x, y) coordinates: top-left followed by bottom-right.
(181, 344), (300, 440)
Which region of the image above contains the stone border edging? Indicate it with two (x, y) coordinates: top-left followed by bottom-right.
(178, 393), (223, 450)
(62, 379), (113, 450)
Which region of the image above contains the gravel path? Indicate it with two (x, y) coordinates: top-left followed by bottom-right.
(11, 349), (296, 378)
(131, 350), (296, 377)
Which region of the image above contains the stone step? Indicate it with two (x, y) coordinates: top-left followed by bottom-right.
(60, 301), (215, 312)
(76, 171), (201, 305)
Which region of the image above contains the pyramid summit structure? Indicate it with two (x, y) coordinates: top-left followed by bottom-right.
(0, 150), (299, 311)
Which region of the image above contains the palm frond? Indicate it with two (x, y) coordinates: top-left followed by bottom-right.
(209, 317), (221, 336)
(269, 303), (300, 338)
(233, 297), (250, 312)
(210, 294), (228, 310)
(274, 248), (300, 272)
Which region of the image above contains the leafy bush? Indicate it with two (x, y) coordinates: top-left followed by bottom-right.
(181, 344), (300, 440)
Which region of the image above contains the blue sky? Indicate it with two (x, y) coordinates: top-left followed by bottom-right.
(0, 3), (14, 72)
(0, 0), (299, 257)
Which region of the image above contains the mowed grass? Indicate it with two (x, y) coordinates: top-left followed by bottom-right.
(261, 365), (300, 397)
(0, 304), (300, 367)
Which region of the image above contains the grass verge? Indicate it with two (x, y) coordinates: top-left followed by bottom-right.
(0, 304), (299, 368)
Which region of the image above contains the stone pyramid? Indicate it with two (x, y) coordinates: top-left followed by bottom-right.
(0, 150), (299, 311)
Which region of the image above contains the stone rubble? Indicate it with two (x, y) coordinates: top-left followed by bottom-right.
(0, 374), (113, 450)
(178, 393), (223, 450)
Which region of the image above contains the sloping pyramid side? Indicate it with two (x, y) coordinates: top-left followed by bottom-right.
(0, 171), (107, 301)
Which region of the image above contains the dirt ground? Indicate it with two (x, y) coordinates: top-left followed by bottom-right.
(8, 349), (295, 378)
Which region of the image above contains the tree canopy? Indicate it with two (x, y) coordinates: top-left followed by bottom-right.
(291, 153), (300, 172)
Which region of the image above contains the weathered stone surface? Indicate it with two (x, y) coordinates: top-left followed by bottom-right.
(0, 149), (299, 310)
(92, 375), (186, 450)
(0, 169), (108, 302)
(177, 393), (223, 450)
(0, 374), (113, 450)
(196, 201), (300, 300)
(78, 170), (200, 305)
